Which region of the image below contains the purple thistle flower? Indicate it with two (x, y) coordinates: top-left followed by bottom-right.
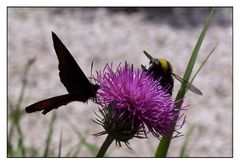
(92, 62), (185, 141)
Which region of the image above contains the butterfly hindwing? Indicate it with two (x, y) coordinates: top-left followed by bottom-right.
(25, 93), (90, 115)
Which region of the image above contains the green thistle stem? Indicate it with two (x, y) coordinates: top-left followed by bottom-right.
(96, 134), (114, 157)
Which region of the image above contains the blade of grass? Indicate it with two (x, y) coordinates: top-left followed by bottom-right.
(177, 8), (215, 98)
(8, 100), (14, 113)
(8, 59), (35, 157)
(70, 122), (99, 156)
(190, 44), (218, 84)
(27, 147), (39, 157)
(16, 137), (24, 156)
(179, 125), (195, 157)
(7, 100), (16, 157)
(16, 58), (35, 109)
(43, 111), (57, 157)
(155, 8), (215, 157)
(69, 143), (82, 157)
(81, 137), (99, 156)
(7, 140), (13, 157)
(17, 123), (26, 157)
(58, 127), (63, 157)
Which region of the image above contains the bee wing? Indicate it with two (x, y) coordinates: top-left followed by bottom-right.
(52, 32), (93, 94)
(171, 73), (203, 95)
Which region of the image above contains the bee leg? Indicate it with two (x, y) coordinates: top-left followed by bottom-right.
(141, 65), (148, 72)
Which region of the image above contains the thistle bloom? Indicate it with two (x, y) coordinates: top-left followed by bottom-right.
(93, 62), (184, 143)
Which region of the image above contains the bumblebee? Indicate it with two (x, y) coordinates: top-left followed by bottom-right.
(141, 51), (202, 96)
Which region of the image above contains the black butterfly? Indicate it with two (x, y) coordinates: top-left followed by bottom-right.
(25, 32), (100, 115)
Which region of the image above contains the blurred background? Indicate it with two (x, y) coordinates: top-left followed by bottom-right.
(8, 7), (232, 157)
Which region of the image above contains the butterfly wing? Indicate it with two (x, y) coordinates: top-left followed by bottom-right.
(25, 32), (99, 115)
(52, 32), (93, 94)
(25, 93), (91, 115)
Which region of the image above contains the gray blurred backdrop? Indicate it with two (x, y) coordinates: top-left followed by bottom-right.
(8, 7), (232, 157)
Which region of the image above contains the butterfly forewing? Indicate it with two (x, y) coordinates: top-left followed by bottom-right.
(52, 32), (93, 94)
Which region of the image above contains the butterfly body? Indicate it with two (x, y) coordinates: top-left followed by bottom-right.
(25, 32), (99, 115)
